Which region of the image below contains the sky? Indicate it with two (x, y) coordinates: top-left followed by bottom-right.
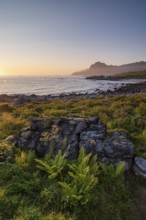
(0, 0), (146, 76)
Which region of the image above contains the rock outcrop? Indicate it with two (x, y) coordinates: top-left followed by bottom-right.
(133, 157), (146, 178)
(5, 116), (135, 172)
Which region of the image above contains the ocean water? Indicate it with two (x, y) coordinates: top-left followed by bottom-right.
(0, 76), (143, 96)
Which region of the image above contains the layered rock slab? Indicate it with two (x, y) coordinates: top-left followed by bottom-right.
(6, 116), (135, 171)
(133, 157), (146, 178)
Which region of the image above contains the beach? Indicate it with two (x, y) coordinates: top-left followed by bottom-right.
(0, 80), (146, 104)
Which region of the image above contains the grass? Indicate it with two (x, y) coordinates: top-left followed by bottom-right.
(0, 93), (146, 219)
(0, 149), (134, 220)
(112, 70), (146, 79)
(1, 93), (146, 157)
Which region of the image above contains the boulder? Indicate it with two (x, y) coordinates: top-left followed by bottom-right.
(75, 121), (87, 134)
(133, 157), (146, 179)
(95, 131), (135, 171)
(21, 131), (32, 139)
(5, 116), (135, 172)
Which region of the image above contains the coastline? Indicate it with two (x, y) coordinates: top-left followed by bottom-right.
(0, 81), (146, 104)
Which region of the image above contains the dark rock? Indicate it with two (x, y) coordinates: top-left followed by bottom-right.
(0, 94), (12, 102)
(18, 131), (41, 151)
(75, 121), (87, 134)
(133, 157), (146, 179)
(64, 135), (79, 159)
(99, 157), (110, 165)
(21, 126), (31, 132)
(79, 125), (106, 155)
(30, 119), (43, 131)
(80, 131), (104, 140)
(21, 131), (32, 139)
(96, 141), (104, 154)
(53, 119), (61, 125)
(42, 120), (52, 129)
(93, 131), (135, 171)
(4, 116), (136, 172)
(86, 116), (99, 124)
(13, 95), (25, 105)
(36, 142), (50, 157)
(103, 143), (115, 156)
(5, 135), (17, 144)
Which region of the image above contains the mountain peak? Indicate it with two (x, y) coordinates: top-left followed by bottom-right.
(90, 62), (108, 69)
(72, 61), (146, 76)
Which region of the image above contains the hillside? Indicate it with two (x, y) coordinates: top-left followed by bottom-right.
(86, 70), (146, 80)
(72, 61), (146, 76)
(115, 70), (146, 79)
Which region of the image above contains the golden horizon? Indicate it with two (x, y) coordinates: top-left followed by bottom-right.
(0, 67), (75, 76)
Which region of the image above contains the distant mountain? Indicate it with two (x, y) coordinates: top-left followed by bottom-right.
(72, 61), (146, 76)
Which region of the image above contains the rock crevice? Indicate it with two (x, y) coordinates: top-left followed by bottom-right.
(5, 116), (139, 173)
(4, 116), (146, 178)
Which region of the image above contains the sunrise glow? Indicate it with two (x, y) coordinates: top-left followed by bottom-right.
(0, 1), (146, 76)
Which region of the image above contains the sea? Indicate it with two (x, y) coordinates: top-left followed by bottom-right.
(0, 75), (143, 96)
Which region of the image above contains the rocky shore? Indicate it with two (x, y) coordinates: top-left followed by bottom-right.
(86, 75), (126, 80)
(98, 81), (146, 96)
(0, 81), (146, 104)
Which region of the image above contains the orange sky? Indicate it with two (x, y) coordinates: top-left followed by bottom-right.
(0, 65), (76, 76)
(0, 57), (85, 76)
(0, 1), (146, 77)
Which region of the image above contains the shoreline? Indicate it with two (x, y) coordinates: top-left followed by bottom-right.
(0, 81), (146, 104)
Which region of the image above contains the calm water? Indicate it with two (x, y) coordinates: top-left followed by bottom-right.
(0, 76), (143, 95)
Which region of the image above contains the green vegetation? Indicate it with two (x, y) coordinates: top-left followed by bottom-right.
(0, 148), (133, 220)
(1, 93), (146, 157)
(1, 93), (146, 219)
(113, 70), (146, 79)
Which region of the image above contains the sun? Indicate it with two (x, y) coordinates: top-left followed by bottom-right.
(0, 72), (4, 76)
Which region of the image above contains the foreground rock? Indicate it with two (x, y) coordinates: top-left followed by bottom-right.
(133, 157), (146, 178)
(5, 116), (135, 172)
(95, 131), (134, 171)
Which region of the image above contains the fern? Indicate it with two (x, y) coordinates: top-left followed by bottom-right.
(15, 150), (36, 167)
(43, 147), (54, 162)
(115, 161), (125, 176)
(35, 151), (67, 179)
(99, 161), (125, 179)
(59, 148), (99, 207)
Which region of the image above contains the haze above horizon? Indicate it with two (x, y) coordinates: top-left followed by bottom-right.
(0, 0), (146, 76)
